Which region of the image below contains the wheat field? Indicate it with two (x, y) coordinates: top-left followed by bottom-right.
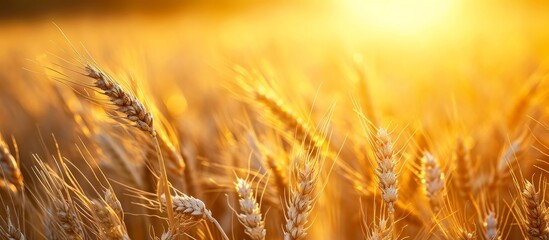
(1, 1), (549, 239)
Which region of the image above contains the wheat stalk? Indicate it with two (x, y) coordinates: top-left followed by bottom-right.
(235, 178), (266, 240)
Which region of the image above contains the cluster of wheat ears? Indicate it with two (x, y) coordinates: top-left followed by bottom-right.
(0, 35), (548, 240)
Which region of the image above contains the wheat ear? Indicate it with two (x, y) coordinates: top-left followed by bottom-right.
(90, 199), (130, 240)
(284, 150), (321, 240)
(264, 152), (288, 197)
(421, 152), (445, 213)
(368, 217), (392, 240)
(454, 139), (471, 200)
(161, 193), (229, 240)
(2, 216), (25, 240)
(33, 159), (84, 240)
(252, 87), (325, 157)
(373, 128), (398, 227)
(0, 134), (23, 192)
(488, 139), (521, 191)
(52, 200), (85, 240)
(521, 181), (549, 239)
(484, 211), (499, 240)
(104, 189), (124, 224)
(84, 64), (174, 225)
(235, 178), (266, 240)
(85, 64), (155, 135)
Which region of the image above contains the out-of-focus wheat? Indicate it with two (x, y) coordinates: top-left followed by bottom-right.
(421, 152), (445, 213)
(0, 134), (23, 192)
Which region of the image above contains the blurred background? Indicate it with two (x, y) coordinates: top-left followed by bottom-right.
(3, 0), (549, 120)
(3, 0), (549, 160)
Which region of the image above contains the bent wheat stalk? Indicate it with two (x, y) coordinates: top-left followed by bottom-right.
(83, 63), (175, 225)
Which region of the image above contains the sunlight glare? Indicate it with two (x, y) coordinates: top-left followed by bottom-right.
(342, 0), (456, 35)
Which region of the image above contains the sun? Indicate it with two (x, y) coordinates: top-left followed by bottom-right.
(341, 0), (456, 35)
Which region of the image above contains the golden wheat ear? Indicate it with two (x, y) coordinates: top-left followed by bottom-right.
(421, 151), (445, 213)
(32, 159), (85, 240)
(284, 132), (330, 240)
(373, 128), (399, 229)
(85, 64), (156, 136)
(484, 211), (500, 240)
(0, 134), (23, 193)
(234, 177), (266, 240)
(454, 138), (472, 201)
(46, 44), (176, 226)
(160, 193), (229, 240)
(0, 211), (25, 240)
(520, 181), (549, 239)
(89, 198), (130, 240)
